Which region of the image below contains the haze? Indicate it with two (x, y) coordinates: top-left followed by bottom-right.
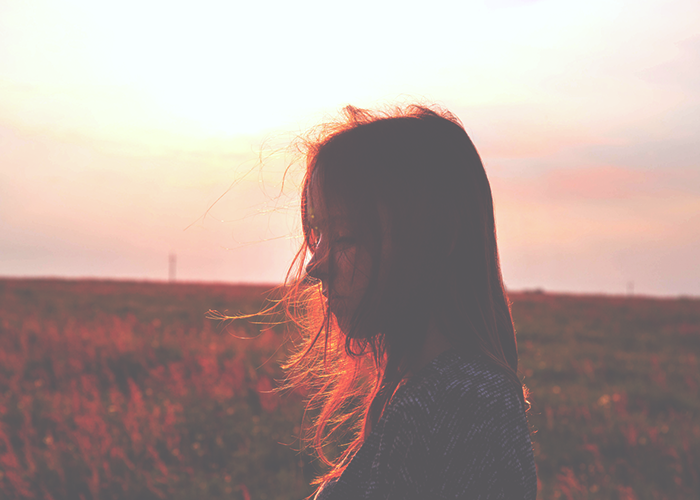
(1, 0), (698, 296)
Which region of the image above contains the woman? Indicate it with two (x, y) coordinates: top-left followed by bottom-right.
(282, 104), (537, 499)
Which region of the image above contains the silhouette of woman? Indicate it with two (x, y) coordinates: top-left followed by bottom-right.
(282, 105), (537, 499)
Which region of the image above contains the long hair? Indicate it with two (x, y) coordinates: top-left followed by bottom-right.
(281, 104), (524, 486)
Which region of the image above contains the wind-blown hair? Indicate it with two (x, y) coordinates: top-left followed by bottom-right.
(281, 104), (524, 486)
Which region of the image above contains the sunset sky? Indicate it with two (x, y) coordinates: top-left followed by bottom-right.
(1, 0), (699, 296)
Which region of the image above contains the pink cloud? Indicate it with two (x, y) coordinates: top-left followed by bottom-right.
(543, 165), (658, 200)
(492, 164), (699, 203)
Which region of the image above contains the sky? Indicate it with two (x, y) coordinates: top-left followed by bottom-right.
(1, 0), (699, 296)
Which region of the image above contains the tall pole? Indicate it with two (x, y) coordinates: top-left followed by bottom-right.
(169, 253), (177, 282)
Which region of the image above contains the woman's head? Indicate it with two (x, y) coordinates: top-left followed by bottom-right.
(284, 104), (522, 482)
(300, 106), (515, 367)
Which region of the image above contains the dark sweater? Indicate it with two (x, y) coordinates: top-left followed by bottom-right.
(314, 351), (537, 500)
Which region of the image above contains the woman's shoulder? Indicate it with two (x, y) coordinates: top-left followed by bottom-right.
(384, 351), (537, 499)
(322, 351), (537, 500)
(384, 350), (529, 454)
(393, 350), (523, 418)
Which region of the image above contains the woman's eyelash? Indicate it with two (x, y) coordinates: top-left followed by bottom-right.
(308, 234), (355, 252)
(308, 236), (353, 252)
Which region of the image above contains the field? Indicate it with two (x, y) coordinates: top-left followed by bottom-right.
(0, 279), (698, 499)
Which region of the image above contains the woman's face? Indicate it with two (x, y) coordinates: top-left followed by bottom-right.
(304, 176), (390, 336)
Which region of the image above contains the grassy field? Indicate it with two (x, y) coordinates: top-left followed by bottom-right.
(512, 292), (700, 499)
(0, 278), (698, 499)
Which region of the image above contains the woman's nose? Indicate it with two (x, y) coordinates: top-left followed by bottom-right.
(305, 242), (328, 280)
(305, 252), (325, 280)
